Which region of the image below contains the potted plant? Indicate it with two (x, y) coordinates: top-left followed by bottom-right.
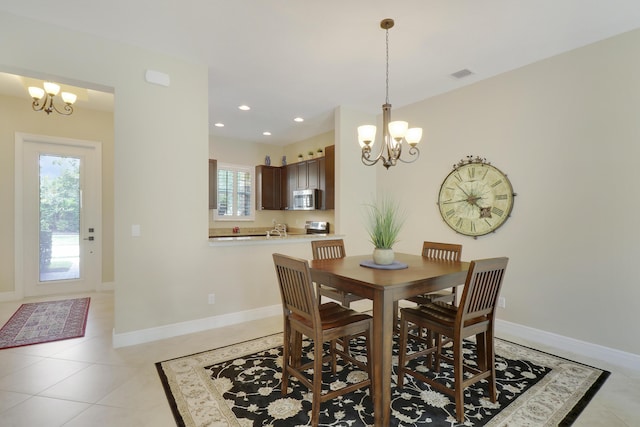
(316, 148), (324, 157)
(297, 153), (304, 162)
(364, 196), (405, 265)
(308, 150), (314, 159)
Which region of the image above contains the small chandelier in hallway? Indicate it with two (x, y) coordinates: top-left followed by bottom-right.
(28, 82), (77, 116)
(358, 18), (422, 169)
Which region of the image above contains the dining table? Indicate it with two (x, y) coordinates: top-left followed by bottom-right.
(309, 252), (470, 427)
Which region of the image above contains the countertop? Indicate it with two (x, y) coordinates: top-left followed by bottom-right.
(208, 232), (340, 247)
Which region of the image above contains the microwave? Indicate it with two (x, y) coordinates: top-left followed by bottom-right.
(292, 189), (320, 210)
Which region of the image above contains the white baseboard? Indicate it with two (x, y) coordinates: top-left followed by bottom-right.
(111, 304), (640, 373)
(112, 304), (282, 348)
(496, 319), (640, 373)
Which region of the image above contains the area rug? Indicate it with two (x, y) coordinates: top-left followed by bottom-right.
(156, 333), (609, 427)
(0, 297), (90, 350)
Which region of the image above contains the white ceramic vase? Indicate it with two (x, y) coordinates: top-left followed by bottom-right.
(373, 248), (394, 265)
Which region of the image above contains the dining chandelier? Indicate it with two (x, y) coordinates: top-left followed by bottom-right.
(28, 82), (77, 116)
(358, 18), (422, 169)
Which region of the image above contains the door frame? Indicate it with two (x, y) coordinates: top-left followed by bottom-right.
(14, 132), (102, 298)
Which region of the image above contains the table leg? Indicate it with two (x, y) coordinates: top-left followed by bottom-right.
(371, 289), (394, 426)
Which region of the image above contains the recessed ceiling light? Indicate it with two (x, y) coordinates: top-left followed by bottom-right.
(214, 123), (224, 127)
(263, 131), (271, 136)
(294, 117), (304, 122)
(238, 105), (250, 111)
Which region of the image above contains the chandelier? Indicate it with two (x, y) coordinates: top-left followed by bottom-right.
(28, 82), (77, 116)
(358, 19), (422, 169)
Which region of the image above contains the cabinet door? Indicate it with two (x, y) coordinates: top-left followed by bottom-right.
(324, 145), (335, 209)
(209, 159), (217, 209)
(286, 164), (297, 210)
(296, 162), (307, 189)
(307, 159), (320, 189)
(256, 165), (282, 210)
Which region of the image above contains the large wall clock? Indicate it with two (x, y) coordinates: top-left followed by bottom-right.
(437, 156), (515, 237)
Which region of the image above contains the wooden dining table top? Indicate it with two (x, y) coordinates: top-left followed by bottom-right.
(309, 253), (470, 299)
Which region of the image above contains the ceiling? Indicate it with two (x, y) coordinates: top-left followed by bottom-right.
(2, 1), (640, 145)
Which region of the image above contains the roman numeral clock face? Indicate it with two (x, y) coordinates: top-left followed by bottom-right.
(438, 159), (515, 237)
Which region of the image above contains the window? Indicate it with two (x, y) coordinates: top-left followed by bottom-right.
(214, 163), (254, 221)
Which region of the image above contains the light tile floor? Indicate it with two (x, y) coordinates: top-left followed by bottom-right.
(0, 292), (637, 426)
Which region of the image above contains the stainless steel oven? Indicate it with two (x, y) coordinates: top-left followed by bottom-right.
(292, 189), (319, 210)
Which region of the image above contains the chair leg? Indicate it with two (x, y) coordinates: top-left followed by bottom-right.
(282, 321), (291, 395)
(433, 333), (443, 373)
(330, 339), (337, 374)
(365, 329), (374, 396)
(393, 301), (400, 331)
(453, 335), (465, 423)
(485, 329), (497, 402)
(397, 312), (408, 389)
(311, 337), (323, 426)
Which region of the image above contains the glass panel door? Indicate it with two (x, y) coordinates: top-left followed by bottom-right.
(39, 155), (81, 282)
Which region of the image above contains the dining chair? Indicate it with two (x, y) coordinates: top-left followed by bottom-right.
(272, 253), (373, 426)
(311, 239), (365, 308)
(397, 257), (509, 423)
(393, 241), (462, 333)
(407, 241), (463, 306)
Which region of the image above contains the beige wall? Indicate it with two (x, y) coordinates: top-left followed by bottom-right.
(0, 93), (114, 292)
(357, 28), (640, 356)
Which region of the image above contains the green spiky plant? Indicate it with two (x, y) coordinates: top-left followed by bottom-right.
(364, 196), (405, 249)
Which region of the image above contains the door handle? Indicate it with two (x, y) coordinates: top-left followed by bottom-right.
(83, 236), (95, 241)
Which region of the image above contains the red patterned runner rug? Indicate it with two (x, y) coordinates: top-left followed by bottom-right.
(0, 297), (90, 350)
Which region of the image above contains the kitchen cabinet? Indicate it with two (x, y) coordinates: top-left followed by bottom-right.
(256, 165), (284, 210)
(209, 159), (217, 209)
(285, 145), (335, 210)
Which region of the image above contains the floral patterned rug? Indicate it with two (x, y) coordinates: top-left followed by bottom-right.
(0, 297), (90, 350)
(156, 333), (609, 426)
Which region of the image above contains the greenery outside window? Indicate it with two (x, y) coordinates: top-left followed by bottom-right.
(214, 163), (255, 221)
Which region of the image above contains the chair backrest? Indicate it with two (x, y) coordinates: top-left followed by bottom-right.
(457, 257), (509, 325)
(311, 239), (346, 260)
(273, 253), (320, 326)
(422, 241), (462, 262)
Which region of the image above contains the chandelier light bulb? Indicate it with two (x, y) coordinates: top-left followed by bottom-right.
(357, 125), (376, 147)
(43, 82), (60, 96)
(405, 128), (423, 146)
(388, 121), (408, 140)
(28, 86), (45, 100)
(61, 92), (77, 105)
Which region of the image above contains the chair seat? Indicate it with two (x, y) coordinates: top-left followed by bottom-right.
(402, 302), (490, 329)
(405, 289), (455, 305)
(317, 285), (363, 305)
(291, 302), (372, 329)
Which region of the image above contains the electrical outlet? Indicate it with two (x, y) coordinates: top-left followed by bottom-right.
(208, 293), (216, 304)
(498, 297), (506, 308)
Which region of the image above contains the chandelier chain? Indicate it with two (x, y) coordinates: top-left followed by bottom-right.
(385, 27), (390, 105)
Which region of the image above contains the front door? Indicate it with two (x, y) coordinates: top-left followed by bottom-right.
(17, 133), (102, 297)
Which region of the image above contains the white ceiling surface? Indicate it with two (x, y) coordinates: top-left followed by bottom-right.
(2, 1), (640, 144)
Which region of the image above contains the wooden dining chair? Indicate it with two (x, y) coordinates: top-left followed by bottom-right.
(407, 241), (463, 306)
(397, 257), (509, 423)
(393, 241), (463, 332)
(311, 239), (365, 307)
(272, 253), (373, 426)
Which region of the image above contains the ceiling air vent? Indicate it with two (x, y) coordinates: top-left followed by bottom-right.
(450, 69), (474, 79)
